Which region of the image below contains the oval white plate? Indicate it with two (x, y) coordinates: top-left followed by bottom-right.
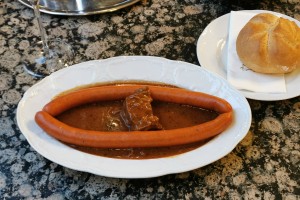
(196, 10), (300, 101)
(17, 56), (251, 178)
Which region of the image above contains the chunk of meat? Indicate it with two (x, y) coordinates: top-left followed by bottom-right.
(120, 87), (163, 131)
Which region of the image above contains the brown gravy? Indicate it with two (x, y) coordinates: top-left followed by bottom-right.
(56, 100), (218, 159)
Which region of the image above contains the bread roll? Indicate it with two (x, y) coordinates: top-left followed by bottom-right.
(236, 13), (300, 74)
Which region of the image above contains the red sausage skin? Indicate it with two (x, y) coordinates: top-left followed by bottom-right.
(35, 85), (233, 148)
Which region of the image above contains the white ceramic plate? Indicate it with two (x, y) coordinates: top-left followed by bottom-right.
(196, 10), (300, 101)
(17, 56), (251, 178)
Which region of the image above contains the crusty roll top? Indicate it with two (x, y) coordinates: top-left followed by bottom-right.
(236, 13), (300, 74)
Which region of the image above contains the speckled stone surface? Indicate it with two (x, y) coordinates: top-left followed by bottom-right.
(0, 0), (300, 199)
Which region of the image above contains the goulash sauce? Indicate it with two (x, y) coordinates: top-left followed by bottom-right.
(56, 84), (219, 159)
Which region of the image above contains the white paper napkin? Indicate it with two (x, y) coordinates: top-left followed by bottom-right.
(226, 11), (286, 93)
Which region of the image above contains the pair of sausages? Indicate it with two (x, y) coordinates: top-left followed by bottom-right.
(35, 85), (233, 148)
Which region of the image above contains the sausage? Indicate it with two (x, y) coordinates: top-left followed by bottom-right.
(43, 85), (232, 116)
(35, 85), (233, 148)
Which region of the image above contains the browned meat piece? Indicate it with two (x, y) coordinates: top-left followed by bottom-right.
(120, 87), (163, 131)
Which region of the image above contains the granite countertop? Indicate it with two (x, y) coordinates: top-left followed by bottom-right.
(0, 0), (299, 199)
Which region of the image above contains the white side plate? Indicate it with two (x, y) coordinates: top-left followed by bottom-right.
(196, 10), (300, 101)
(17, 56), (251, 178)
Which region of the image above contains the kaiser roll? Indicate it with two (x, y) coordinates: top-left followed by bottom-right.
(236, 13), (300, 74)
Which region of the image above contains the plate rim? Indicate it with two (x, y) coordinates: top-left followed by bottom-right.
(196, 10), (300, 101)
(18, 0), (140, 16)
(17, 56), (251, 178)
